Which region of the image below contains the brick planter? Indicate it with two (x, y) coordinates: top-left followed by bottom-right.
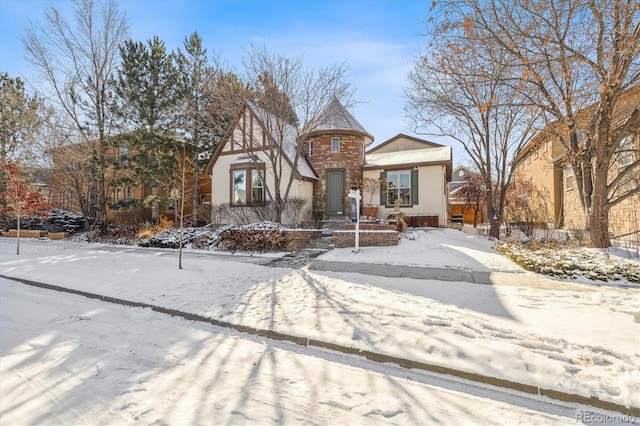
(2, 229), (47, 238)
(283, 229), (322, 252)
(332, 230), (399, 248)
(48, 232), (71, 240)
(344, 223), (396, 231)
(404, 215), (439, 227)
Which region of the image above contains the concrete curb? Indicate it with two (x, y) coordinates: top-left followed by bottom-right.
(2, 273), (638, 418)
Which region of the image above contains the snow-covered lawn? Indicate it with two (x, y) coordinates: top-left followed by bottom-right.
(1, 278), (589, 425)
(322, 227), (525, 272)
(1, 229), (639, 412)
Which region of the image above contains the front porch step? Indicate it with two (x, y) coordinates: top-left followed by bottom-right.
(320, 219), (349, 235)
(306, 235), (334, 251)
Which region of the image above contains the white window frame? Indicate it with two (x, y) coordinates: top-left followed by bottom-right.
(386, 170), (411, 206)
(564, 166), (575, 190)
(618, 136), (634, 169)
(331, 137), (340, 154)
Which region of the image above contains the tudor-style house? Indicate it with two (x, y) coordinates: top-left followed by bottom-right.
(205, 97), (453, 226)
(513, 84), (640, 239)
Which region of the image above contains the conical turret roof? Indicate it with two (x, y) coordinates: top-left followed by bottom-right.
(312, 97), (373, 144)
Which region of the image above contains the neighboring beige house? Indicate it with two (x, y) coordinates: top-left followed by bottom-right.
(362, 134), (452, 226)
(205, 99), (453, 226)
(513, 85), (640, 239)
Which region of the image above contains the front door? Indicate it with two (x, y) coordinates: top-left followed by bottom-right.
(326, 170), (345, 217)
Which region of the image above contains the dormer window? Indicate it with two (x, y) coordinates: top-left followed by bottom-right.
(331, 137), (340, 154)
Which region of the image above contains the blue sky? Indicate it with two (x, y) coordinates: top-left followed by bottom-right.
(0, 0), (463, 161)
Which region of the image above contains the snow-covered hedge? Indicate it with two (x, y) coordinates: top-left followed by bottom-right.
(1, 209), (86, 233)
(497, 242), (640, 283)
(42, 209), (86, 233)
(138, 227), (217, 249)
(138, 222), (288, 253)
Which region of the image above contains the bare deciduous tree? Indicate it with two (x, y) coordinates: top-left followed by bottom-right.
(406, 16), (540, 238)
(23, 0), (129, 227)
(455, 0), (640, 247)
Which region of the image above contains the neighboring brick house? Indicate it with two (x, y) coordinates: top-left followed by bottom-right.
(513, 85), (640, 239)
(50, 138), (209, 224)
(205, 98), (453, 225)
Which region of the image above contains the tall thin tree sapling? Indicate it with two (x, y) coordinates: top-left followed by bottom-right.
(0, 161), (52, 254)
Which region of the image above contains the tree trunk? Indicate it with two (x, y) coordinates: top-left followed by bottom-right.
(585, 123), (612, 248)
(486, 192), (501, 238)
(178, 195), (184, 270)
(587, 154), (611, 248)
(16, 209), (21, 255)
(152, 185), (159, 220)
(192, 153), (199, 225)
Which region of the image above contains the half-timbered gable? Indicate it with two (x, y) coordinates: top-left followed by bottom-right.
(205, 101), (316, 220)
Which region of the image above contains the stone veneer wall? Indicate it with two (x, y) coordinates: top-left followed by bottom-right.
(305, 133), (366, 215)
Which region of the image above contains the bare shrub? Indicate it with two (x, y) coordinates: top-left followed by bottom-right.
(227, 206), (254, 225)
(282, 197), (307, 227)
(251, 202), (277, 223)
(210, 203), (230, 224)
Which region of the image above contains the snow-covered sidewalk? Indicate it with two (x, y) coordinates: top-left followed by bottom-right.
(1, 230), (639, 410)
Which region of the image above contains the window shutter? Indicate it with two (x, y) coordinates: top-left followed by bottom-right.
(379, 171), (387, 206)
(411, 169), (418, 205)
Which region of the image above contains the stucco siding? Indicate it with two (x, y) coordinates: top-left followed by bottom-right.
(514, 142), (558, 225)
(363, 164), (447, 225)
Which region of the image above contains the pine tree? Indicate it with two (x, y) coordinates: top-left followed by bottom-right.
(115, 36), (181, 220)
(0, 73), (45, 172)
(175, 32), (217, 225)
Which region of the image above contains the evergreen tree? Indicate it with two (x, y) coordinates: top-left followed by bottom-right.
(0, 73), (46, 170)
(175, 32), (216, 224)
(115, 36), (181, 220)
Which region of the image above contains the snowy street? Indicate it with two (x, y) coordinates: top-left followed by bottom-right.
(1, 229), (639, 424)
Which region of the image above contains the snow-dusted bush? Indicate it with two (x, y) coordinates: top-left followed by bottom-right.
(497, 241), (640, 283)
(77, 224), (140, 245)
(1, 214), (44, 231)
(138, 222), (287, 253)
(138, 227), (217, 249)
(1, 209), (86, 233)
(215, 222), (287, 252)
(42, 209), (86, 233)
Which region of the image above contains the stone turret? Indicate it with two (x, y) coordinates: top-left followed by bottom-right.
(305, 98), (373, 218)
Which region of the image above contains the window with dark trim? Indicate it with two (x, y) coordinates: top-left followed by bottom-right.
(387, 171), (411, 205)
(309, 141), (316, 156)
(380, 169), (419, 207)
(231, 166), (265, 205)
